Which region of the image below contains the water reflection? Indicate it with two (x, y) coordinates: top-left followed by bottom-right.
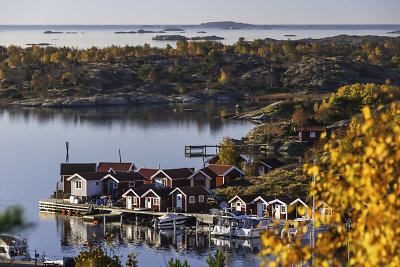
(4, 103), (259, 133)
(50, 214), (263, 266)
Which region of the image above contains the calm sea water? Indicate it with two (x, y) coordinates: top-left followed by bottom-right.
(0, 103), (266, 266)
(0, 24), (399, 48)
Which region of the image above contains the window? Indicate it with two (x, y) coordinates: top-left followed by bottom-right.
(281, 205), (286, 213)
(199, 195), (204, 203)
(153, 198), (160, 205)
(76, 181), (82, 189)
(113, 182), (118, 189)
(310, 132), (316, 138)
(237, 202), (241, 207)
(162, 179), (168, 187)
(128, 182), (135, 188)
(189, 196), (195, 203)
(231, 203), (235, 208)
(133, 197), (137, 205)
(263, 203), (268, 210)
(96, 182), (99, 185)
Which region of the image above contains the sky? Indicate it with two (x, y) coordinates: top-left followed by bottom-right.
(0, 0), (399, 25)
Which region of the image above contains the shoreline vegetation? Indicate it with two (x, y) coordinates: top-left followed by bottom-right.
(0, 34), (399, 108)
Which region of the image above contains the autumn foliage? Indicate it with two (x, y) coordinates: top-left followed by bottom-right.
(261, 103), (400, 266)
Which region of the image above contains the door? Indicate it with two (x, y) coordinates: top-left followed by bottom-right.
(236, 202), (242, 211)
(176, 194), (183, 210)
(257, 202), (263, 217)
(146, 197), (152, 209)
(275, 204), (281, 219)
(127, 196), (132, 209)
(321, 208), (326, 219)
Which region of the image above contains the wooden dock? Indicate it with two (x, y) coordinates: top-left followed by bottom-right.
(39, 199), (215, 224)
(184, 144), (273, 157)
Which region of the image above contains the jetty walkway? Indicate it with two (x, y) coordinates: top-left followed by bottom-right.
(39, 199), (215, 224)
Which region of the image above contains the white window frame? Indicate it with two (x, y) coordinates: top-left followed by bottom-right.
(153, 198), (160, 206)
(199, 195), (204, 203)
(281, 205), (286, 214)
(128, 182), (135, 188)
(133, 197), (137, 205)
(76, 181), (82, 189)
(231, 203), (235, 208)
(310, 131), (316, 138)
(162, 179), (168, 187)
(189, 196), (195, 204)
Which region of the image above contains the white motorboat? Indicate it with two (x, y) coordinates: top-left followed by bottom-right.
(150, 213), (189, 229)
(212, 215), (275, 238)
(0, 234), (30, 261)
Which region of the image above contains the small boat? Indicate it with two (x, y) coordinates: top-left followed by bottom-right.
(0, 234), (31, 261)
(150, 213), (189, 229)
(212, 215), (275, 238)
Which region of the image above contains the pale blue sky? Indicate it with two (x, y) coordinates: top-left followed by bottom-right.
(0, 0), (399, 25)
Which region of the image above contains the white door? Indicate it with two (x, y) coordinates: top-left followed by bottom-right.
(321, 208), (326, 219)
(146, 197), (152, 208)
(127, 196), (132, 209)
(275, 204), (281, 219)
(176, 194), (183, 209)
(236, 202), (242, 211)
(257, 202), (263, 217)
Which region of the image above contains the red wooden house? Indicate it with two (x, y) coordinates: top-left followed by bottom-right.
(188, 164), (245, 189)
(141, 188), (173, 212)
(228, 195), (259, 214)
(150, 168), (193, 188)
(169, 186), (209, 212)
(137, 168), (159, 180)
(101, 172), (148, 198)
(294, 126), (331, 143)
(122, 188), (149, 210)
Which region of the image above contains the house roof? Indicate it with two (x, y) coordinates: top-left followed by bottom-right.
(259, 158), (285, 169)
(206, 154), (246, 164)
(102, 172), (147, 183)
(251, 194), (276, 204)
(138, 168), (159, 179)
(97, 162), (135, 172)
(152, 168), (194, 180)
(295, 126), (327, 132)
(229, 194), (259, 204)
(188, 170), (212, 180)
(122, 188), (150, 198)
(67, 172), (109, 181)
(290, 198), (308, 207)
(60, 163), (97, 176)
(141, 188), (173, 199)
(170, 186), (209, 196)
(203, 164), (246, 177)
(269, 195), (293, 205)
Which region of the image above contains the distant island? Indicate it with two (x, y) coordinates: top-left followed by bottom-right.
(152, 35), (224, 41)
(162, 27), (185, 31)
(43, 31), (63, 34)
(200, 21), (254, 28)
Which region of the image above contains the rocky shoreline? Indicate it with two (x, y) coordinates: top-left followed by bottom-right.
(9, 92), (244, 108)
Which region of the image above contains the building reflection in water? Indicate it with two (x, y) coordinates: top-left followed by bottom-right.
(47, 213), (262, 264)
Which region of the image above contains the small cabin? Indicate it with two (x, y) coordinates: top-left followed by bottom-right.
(101, 172), (148, 199)
(141, 188), (173, 212)
(257, 158), (285, 175)
(170, 186), (209, 213)
(189, 165), (245, 189)
(316, 201), (333, 220)
(228, 195), (259, 215)
(60, 163), (97, 194)
(122, 188), (149, 210)
(289, 198), (309, 220)
(268, 195), (293, 220)
(66, 172), (109, 202)
(251, 195), (275, 217)
(150, 168), (193, 188)
(295, 126), (331, 143)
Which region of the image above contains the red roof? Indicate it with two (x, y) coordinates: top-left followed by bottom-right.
(295, 126), (327, 132)
(104, 172), (147, 182)
(138, 168), (159, 179)
(97, 162), (135, 172)
(206, 164), (235, 176)
(73, 172), (109, 181)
